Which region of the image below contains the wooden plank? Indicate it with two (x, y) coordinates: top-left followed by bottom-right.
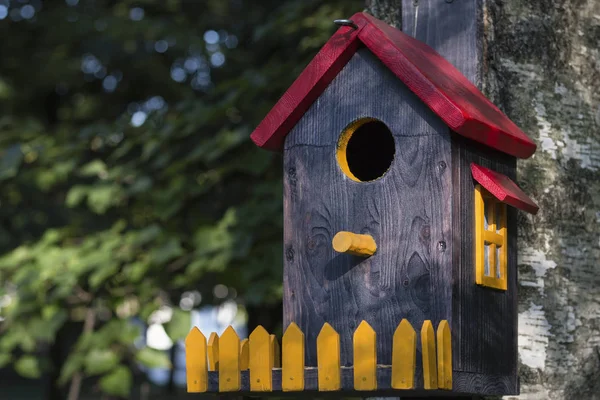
(353, 320), (377, 390)
(270, 334), (281, 368)
(391, 319), (416, 389)
(283, 48), (453, 369)
(437, 320), (453, 390)
(421, 320), (438, 389)
(282, 322), (304, 391)
(240, 338), (249, 371)
(206, 368), (513, 396)
(317, 323), (340, 391)
(207, 332), (219, 371)
(451, 134), (518, 392)
(401, 0), (481, 86)
(185, 327), (207, 393)
(218, 326), (240, 391)
(249, 326), (273, 391)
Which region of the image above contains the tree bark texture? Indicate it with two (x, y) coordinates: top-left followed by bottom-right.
(365, 0), (600, 399)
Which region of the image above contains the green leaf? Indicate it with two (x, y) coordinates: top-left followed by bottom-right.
(99, 366), (132, 397)
(79, 159), (107, 177)
(86, 184), (121, 214)
(148, 238), (183, 265)
(0, 353), (12, 368)
(58, 354), (84, 385)
(165, 309), (191, 341)
(135, 347), (171, 368)
(84, 349), (120, 375)
(15, 356), (41, 379)
(65, 185), (88, 207)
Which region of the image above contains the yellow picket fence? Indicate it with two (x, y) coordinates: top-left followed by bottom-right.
(185, 319), (451, 393)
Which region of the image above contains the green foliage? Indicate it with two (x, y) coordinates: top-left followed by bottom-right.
(0, 0), (362, 396)
(99, 366), (133, 398)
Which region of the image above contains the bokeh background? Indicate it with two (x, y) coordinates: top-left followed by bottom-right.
(0, 0), (363, 398)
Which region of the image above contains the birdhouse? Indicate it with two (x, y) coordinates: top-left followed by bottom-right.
(185, 11), (538, 397)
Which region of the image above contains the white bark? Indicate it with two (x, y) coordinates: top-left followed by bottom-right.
(365, 0), (600, 398)
(486, 1), (600, 399)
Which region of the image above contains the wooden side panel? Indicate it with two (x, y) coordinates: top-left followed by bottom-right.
(283, 49), (453, 370)
(353, 320), (377, 391)
(249, 326), (273, 392)
(185, 327), (207, 393)
(452, 134), (518, 389)
(282, 323), (305, 391)
(391, 319), (416, 389)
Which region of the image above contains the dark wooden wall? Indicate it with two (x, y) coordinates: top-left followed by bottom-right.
(282, 49), (453, 374)
(451, 134), (518, 392)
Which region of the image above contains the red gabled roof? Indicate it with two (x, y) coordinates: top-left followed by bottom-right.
(250, 12), (537, 159)
(471, 163), (539, 214)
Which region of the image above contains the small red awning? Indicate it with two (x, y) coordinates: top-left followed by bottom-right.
(471, 163), (539, 215)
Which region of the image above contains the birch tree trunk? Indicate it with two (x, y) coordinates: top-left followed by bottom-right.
(365, 1), (600, 399)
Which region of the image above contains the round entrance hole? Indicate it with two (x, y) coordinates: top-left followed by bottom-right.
(336, 118), (395, 182)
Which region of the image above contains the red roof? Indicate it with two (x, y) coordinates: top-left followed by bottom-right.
(250, 12), (536, 159)
(471, 163), (539, 214)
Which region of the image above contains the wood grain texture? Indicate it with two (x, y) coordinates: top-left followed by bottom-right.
(202, 368), (507, 396)
(471, 163), (539, 214)
(451, 133), (518, 393)
(251, 11), (536, 159)
(283, 49), (453, 374)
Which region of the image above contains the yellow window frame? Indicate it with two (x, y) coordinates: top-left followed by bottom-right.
(474, 184), (508, 290)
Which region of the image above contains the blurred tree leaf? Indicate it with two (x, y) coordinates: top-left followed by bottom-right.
(0, 0), (363, 396)
(99, 366), (132, 398)
(14, 356), (41, 379)
(135, 347), (171, 369)
(84, 349), (120, 376)
(164, 309), (191, 341)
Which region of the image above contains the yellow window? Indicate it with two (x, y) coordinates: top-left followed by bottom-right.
(474, 184), (507, 290)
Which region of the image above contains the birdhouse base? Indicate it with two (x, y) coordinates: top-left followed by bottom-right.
(185, 319), (517, 396)
(200, 367), (477, 396)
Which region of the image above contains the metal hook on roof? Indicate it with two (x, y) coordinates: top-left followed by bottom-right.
(334, 19), (358, 30)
